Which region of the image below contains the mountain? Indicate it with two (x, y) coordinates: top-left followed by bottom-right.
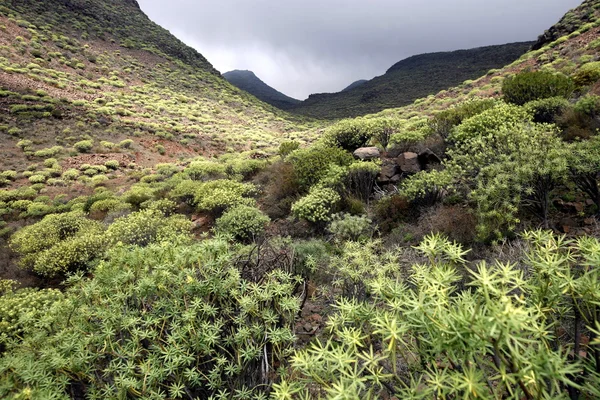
(341, 80), (368, 92)
(533, 0), (600, 49)
(289, 41), (534, 119)
(223, 70), (301, 110)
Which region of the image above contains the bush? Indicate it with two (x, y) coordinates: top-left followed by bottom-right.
(0, 282), (63, 346)
(118, 139), (133, 149)
(346, 161), (380, 202)
(328, 213), (373, 242)
(104, 159), (120, 170)
(193, 179), (256, 214)
(272, 232), (600, 399)
(449, 102), (531, 143)
(524, 96), (570, 123)
(291, 187), (341, 223)
(10, 211), (106, 276)
(502, 70), (574, 105)
(27, 174), (47, 184)
(0, 240), (299, 399)
(214, 205), (270, 242)
(184, 160), (226, 180)
(286, 145), (354, 192)
(61, 168), (80, 180)
(105, 209), (192, 246)
(573, 61), (600, 86)
(322, 118), (373, 151)
(428, 98), (497, 139)
(73, 140), (93, 153)
(278, 140), (300, 157)
(574, 94), (600, 117)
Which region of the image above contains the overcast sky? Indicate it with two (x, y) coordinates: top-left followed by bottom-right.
(137, 0), (581, 100)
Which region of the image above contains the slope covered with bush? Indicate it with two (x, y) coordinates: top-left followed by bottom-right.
(223, 70), (301, 110)
(1, 0), (600, 399)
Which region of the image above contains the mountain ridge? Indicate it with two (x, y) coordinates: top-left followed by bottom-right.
(223, 69), (301, 110)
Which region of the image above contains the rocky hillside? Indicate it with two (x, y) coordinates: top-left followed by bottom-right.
(533, 0), (600, 49)
(341, 79), (367, 92)
(289, 42), (533, 119)
(223, 69), (301, 110)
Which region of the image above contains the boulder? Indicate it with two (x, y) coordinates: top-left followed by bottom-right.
(378, 160), (399, 183)
(398, 152), (420, 174)
(418, 148), (442, 167)
(353, 147), (380, 160)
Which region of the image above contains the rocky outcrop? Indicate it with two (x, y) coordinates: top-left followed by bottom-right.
(353, 147), (380, 160)
(397, 152), (420, 174)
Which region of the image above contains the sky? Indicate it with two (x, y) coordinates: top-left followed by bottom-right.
(136, 0), (582, 100)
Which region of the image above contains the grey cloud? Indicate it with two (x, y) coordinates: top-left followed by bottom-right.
(137, 0), (582, 100)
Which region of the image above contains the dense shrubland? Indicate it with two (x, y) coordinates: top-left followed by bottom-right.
(1, 0), (600, 399)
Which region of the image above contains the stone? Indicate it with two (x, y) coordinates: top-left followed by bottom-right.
(397, 152), (420, 174)
(378, 160), (399, 183)
(389, 174), (402, 184)
(418, 148), (442, 167)
(353, 146), (380, 160)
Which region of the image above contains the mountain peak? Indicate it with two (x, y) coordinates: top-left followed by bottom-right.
(223, 70), (300, 110)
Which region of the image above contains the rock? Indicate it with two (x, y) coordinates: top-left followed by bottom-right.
(418, 148), (442, 167)
(389, 174), (402, 184)
(397, 152), (420, 174)
(584, 217), (596, 225)
(378, 160), (399, 183)
(353, 147), (380, 160)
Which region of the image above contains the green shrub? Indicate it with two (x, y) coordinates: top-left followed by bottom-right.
(214, 205), (270, 242)
(574, 94), (600, 117)
(105, 209), (192, 246)
(194, 179), (256, 213)
(122, 185), (155, 207)
(184, 160), (226, 180)
(0, 240), (299, 399)
(61, 168), (80, 180)
(328, 213), (373, 242)
(346, 161), (380, 202)
(322, 118), (373, 151)
(291, 187), (341, 223)
(524, 96), (570, 123)
(428, 98), (497, 139)
(286, 145), (353, 192)
(10, 211), (106, 277)
(27, 174), (47, 184)
(89, 198), (131, 213)
(0, 282), (62, 345)
(73, 140), (93, 153)
(273, 232), (600, 399)
(502, 70), (574, 105)
(118, 139), (134, 149)
(573, 61), (600, 86)
(139, 199), (177, 215)
(104, 159), (120, 170)
(278, 140), (300, 157)
(449, 102), (531, 143)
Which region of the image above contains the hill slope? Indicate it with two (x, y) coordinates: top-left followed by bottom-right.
(223, 70), (300, 110)
(341, 79), (367, 92)
(290, 41), (533, 119)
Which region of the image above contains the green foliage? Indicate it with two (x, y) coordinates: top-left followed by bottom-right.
(184, 160), (226, 180)
(573, 61), (600, 86)
(104, 159), (120, 170)
(502, 70), (574, 105)
(278, 141), (300, 157)
(291, 187), (341, 223)
(73, 139), (93, 153)
(0, 281), (63, 345)
(428, 98), (497, 138)
(449, 102), (531, 143)
(194, 179), (256, 213)
(10, 211), (105, 276)
(0, 240), (299, 399)
(273, 232), (600, 399)
(574, 94), (600, 117)
(346, 161), (380, 202)
(524, 96), (570, 123)
(286, 145), (353, 192)
(328, 213), (373, 242)
(105, 209), (192, 246)
(322, 118), (373, 151)
(118, 139), (134, 149)
(214, 205), (270, 242)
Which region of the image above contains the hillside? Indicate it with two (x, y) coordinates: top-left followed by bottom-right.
(341, 79), (367, 92)
(533, 0), (600, 49)
(2, 0), (600, 399)
(223, 69), (301, 110)
(290, 41), (533, 119)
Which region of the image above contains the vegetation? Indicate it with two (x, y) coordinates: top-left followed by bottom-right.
(1, 0), (600, 399)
